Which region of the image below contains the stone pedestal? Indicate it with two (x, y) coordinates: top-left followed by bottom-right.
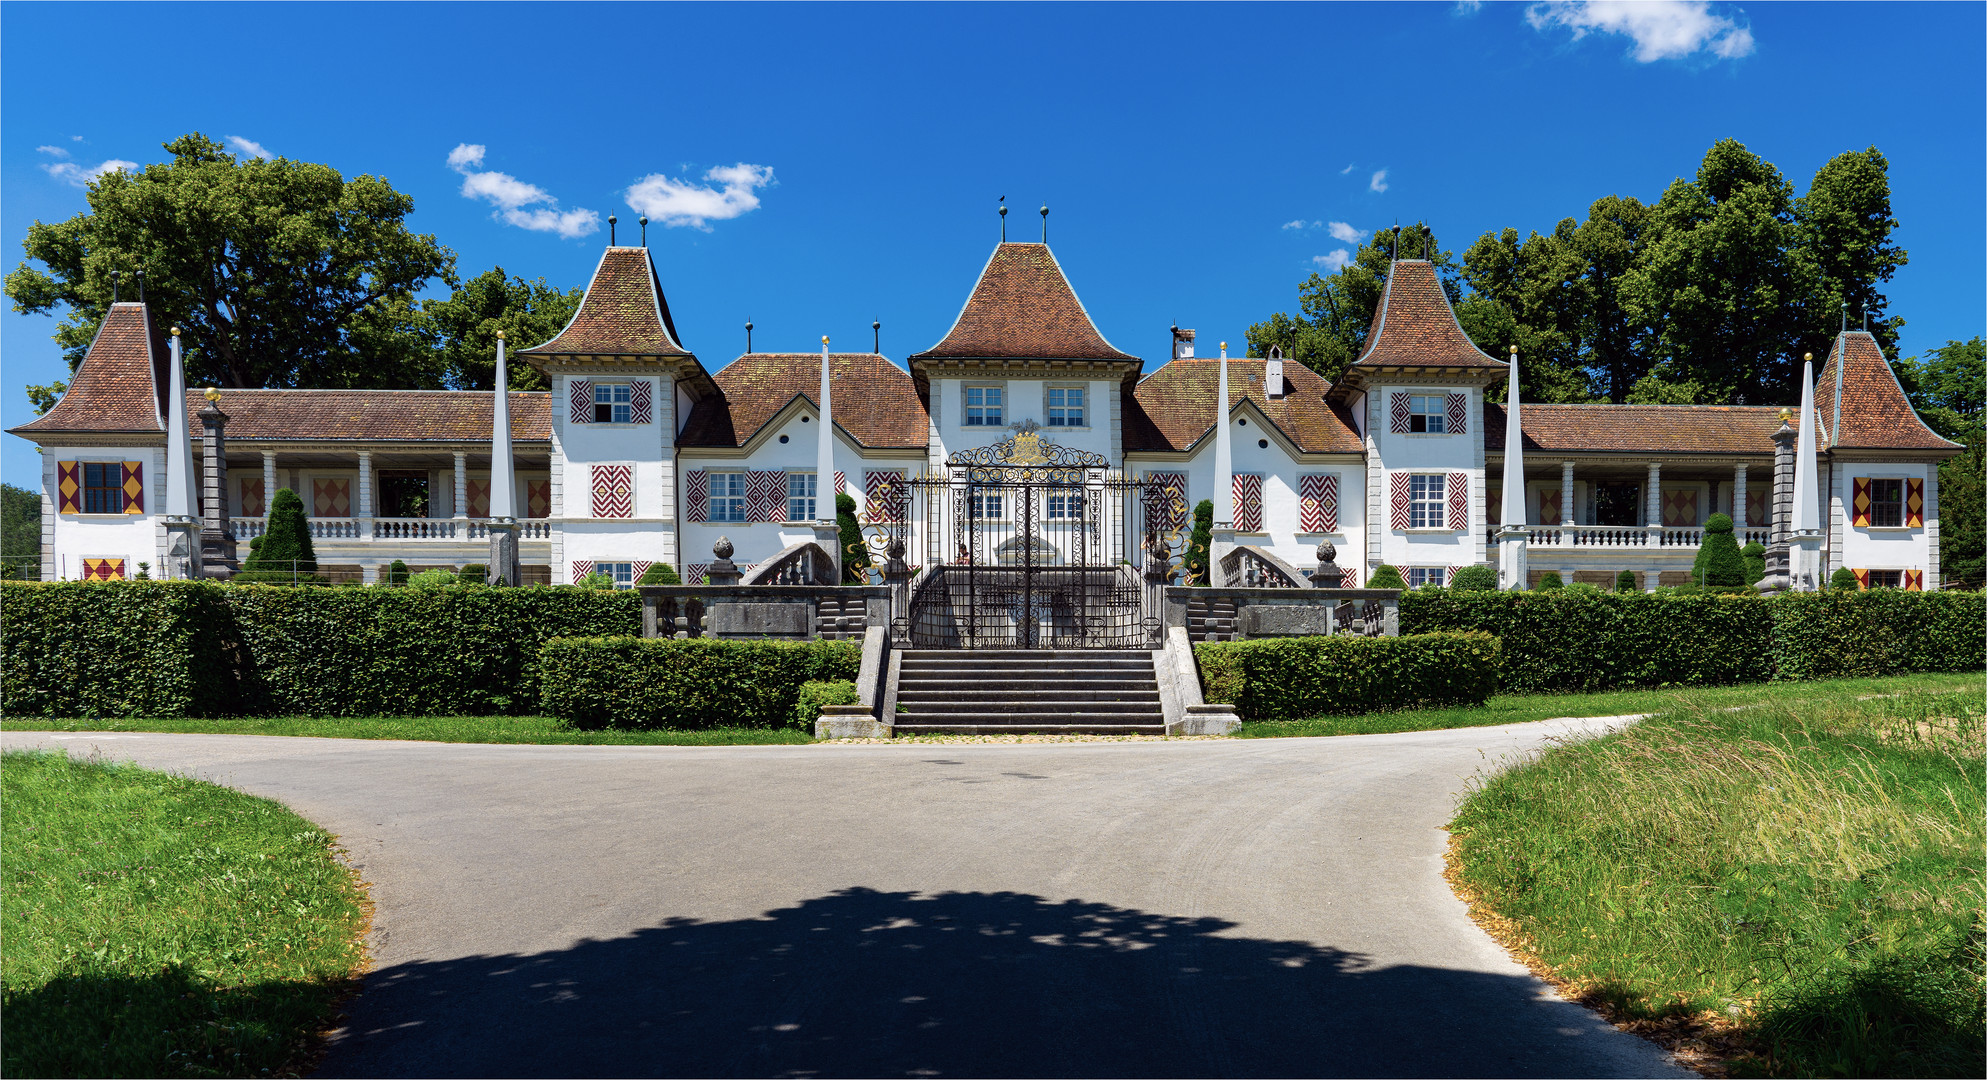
(1309, 540), (1340, 589)
(707, 537), (742, 586)
(1208, 526), (1237, 586)
(812, 521), (844, 584)
(815, 704), (889, 740)
(198, 398), (238, 577)
(486, 519), (521, 586)
(1790, 532), (1823, 592)
(1496, 527), (1529, 590)
(164, 518), (202, 581)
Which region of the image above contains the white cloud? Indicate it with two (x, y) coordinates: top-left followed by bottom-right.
(36, 145), (70, 159)
(42, 158), (137, 188)
(227, 136), (273, 160)
(1369, 169), (1389, 193)
(70, 135), (82, 142)
(1526, 0), (1755, 62)
(624, 163), (775, 231)
(448, 143), (600, 239)
(1339, 163), (1356, 175)
(1282, 219), (1316, 231)
(1326, 221), (1368, 244)
(1313, 250), (1353, 273)
(1454, 0), (1484, 12)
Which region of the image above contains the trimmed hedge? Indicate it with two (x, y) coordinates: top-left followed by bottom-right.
(794, 679), (858, 728)
(0, 581), (246, 718)
(538, 637), (860, 730)
(1773, 589), (1986, 681)
(1196, 632), (1500, 720)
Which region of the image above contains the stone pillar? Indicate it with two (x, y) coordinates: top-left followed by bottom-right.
(1733, 464), (1748, 529)
(1644, 461), (1662, 536)
(884, 538), (912, 629)
(197, 393), (237, 576)
(1758, 413), (1797, 593)
(1560, 461), (1575, 532)
(1497, 528), (1528, 591)
(485, 520), (520, 586)
(453, 452), (469, 519)
(707, 537), (742, 586)
(260, 451), (276, 516)
(356, 450), (374, 532)
(1643, 568), (1662, 593)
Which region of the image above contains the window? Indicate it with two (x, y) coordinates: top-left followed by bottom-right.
(1044, 485), (1081, 520)
(1047, 386), (1085, 427)
(787, 471), (816, 522)
(1867, 478), (1904, 527)
(964, 385), (1003, 426)
(709, 471), (747, 522)
(1867, 569), (1902, 589)
(1409, 473), (1447, 529)
(595, 562), (636, 589)
(378, 471), (429, 518)
(1594, 481), (1640, 526)
(593, 383), (632, 424)
(82, 463), (122, 514)
(1408, 567), (1446, 588)
(1408, 394), (1447, 434)
(969, 488), (1004, 519)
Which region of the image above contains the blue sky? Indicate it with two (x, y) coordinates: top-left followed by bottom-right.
(4, 1), (1982, 489)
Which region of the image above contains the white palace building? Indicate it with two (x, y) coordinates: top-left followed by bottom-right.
(13, 230), (1961, 591)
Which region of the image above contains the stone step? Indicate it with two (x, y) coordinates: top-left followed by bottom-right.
(898, 688), (1162, 702)
(899, 699), (1159, 715)
(899, 649), (1157, 661)
(897, 677), (1157, 692)
(899, 660), (1157, 674)
(894, 718), (1166, 735)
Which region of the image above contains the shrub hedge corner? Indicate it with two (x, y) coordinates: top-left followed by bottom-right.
(537, 636), (860, 730)
(794, 679), (859, 729)
(1195, 631), (1500, 721)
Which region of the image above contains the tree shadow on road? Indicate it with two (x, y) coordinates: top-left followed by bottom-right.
(319, 887), (1657, 1078)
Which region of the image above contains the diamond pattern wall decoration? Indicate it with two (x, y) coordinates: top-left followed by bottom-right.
(1390, 473), (1412, 530)
(684, 470), (707, 522)
(1445, 393), (1467, 434)
(1904, 569), (1923, 591)
(631, 560), (652, 583)
(1537, 488), (1561, 526)
(1746, 489), (1768, 528)
(630, 380), (653, 425)
(569, 379), (594, 424)
(1851, 477), (1871, 526)
(571, 560), (593, 583)
(240, 477), (265, 518)
(1447, 472), (1468, 532)
(1661, 488), (1699, 527)
(1905, 478), (1924, 527)
(82, 557), (125, 581)
(466, 479), (490, 518)
(591, 464), (634, 518)
(1340, 567), (1359, 588)
(684, 563), (709, 585)
(527, 479), (551, 519)
(57, 461), (80, 514)
(1389, 393), (1411, 434)
(313, 478), (351, 517)
(120, 461), (144, 513)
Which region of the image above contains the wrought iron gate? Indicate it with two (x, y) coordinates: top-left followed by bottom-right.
(866, 425), (1188, 649)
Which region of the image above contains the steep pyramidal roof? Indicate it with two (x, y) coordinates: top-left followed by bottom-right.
(1125, 359), (1362, 454)
(1352, 260), (1505, 370)
(1816, 331), (1959, 451)
(680, 353), (929, 449)
(516, 247), (690, 359)
(910, 243), (1137, 363)
(9, 302), (170, 435)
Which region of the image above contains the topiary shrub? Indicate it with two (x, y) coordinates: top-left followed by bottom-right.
(1616, 570), (1640, 592)
(1195, 632), (1500, 720)
(637, 562), (681, 585)
(234, 488), (321, 584)
(1450, 564), (1498, 591)
(1742, 542), (1767, 585)
(837, 492), (871, 584)
(794, 679), (858, 730)
(537, 636), (861, 729)
(457, 563), (487, 584)
(383, 560), (410, 586)
(1365, 564), (1405, 589)
(1831, 566), (1862, 590)
(1700, 513), (1746, 587)
(1184, 500), (1214, 586)
(1535, 570), (1564, 590)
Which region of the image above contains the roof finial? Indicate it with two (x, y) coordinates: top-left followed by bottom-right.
(745, 319), (754, 354)
(872, 318), (881, 354)
(1862, 307), (1869, 332)
(999, 196), (1007, 241)
(1840, 300), (1847, 333)
(1423, 231), (1431, 261)
(1040, 205), (1049, 244)
(608, 215), (617, 245)
(1392, 222), (1400, 261)
(639, 215), (648, 247)
(110, 269), (119, 303)
(135, 270), (144, 304)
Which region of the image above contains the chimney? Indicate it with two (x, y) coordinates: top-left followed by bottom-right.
(1264, 346), (1286, 399)
(1171, 326), (1196, 360)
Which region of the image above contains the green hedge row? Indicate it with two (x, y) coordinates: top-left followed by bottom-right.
(537, 637), (860, 729)
(1399, 589), (1984, 692)
(0, 581), (641, 718)
(1195, 632), (1500, 721)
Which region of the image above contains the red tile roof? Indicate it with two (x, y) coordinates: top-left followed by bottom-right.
(1353, 260), (1505, 370)
(1486, 403), (1798, 455)
(1818, 331), (1959, 451)
(11, 303), (169, 434)
(515, 247), (689, 358)
(679, 353), (929, 449)
(1125, 359), (1363, 454)
(910, 243), (1137, 364)
(176, 390), (551, 442)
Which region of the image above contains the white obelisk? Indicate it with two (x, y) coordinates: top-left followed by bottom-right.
(1209, 341), (1236, 583)
(163, 326), (202, 579)
(814, 336), (843, 582)
(1497, 345), (1528, 590)
(1790, 354), (1822, 590)
(485, 330), (520, 585)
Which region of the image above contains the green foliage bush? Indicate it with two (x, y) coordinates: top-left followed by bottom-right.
(1365, 563), (1405, 589)
(406, 568), (456, 589)
(1184, 500), (1213, 586)
(576, 571), (614, 589)
(537, 637), (861, 730)
(385, 560), (410, 586)
(1449, 564), (1498, 591)
(1831, 566), (1861, 590)
(837, 492), (870, 584)
(1534, 570), (1563, 590)
(794, 679), (859, 728)
(0, 582), (247, 718)
(1615, 570), (1639, 592)
(1699, 513), (1745, 586)
(239, 488), (315, 574)
(457, 563), (486, 584)
(636, 562), (681, 585)
(1742, 542), (1766, 585)
(1195, 632), (1500, 720)
(1773, 590), (1987, 681)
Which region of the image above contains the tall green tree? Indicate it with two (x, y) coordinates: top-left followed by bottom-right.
(1793, 147), (1908, 365)
(2, 482), (41, 579)
(420, 268), (582, 391)
(1895, 338), (1984, 589)
(1247, 222), (1457, 386)
(6, 133), (456, 393)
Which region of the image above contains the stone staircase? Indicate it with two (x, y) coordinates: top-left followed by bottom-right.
(891, 649), (1165, 735)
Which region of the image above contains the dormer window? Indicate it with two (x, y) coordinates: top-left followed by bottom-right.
(593, 383), (632, 424)
(965, 386), (1003, 426)
(1408, 394), (1448, 434)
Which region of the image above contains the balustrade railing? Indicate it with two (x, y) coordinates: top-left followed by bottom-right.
(1490, 523), (1776, 550)
(229, 520), (267, 541)
(309, 518), (363, 539)
(373, 517), (457, 540)
(1220, 546), (1306, 588)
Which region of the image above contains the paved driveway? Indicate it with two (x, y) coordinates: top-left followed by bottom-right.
(4, 722), (1685, 1078)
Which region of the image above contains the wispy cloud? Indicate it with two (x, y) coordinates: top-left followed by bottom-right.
(36, 145), (70, 159)
(1526, 0), (1755, 62)
(1454, 0), (1484, 12)
(1326, 221), (1368, 245)
(1281, 219), (1311, 231)
(1313, 250), (1353, 273)
(1369, 169), (1389, 193)
(227, 136), (273, 160)
(43, 158), (137, 188)
(624, 163), (775, 231)
(448, 143), (600, 239)
(1339, 163), (1356, 175)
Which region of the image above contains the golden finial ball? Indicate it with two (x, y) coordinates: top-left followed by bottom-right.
(1220, 341), (1228, 351)
(1510, 344), (1518, 354)
(170, 325), (181, 337)
(1804, 352), (1813, 362)
(1779, 407), (1793, 423)
(204, 387), (222, 402)
(495, 329), (504, 340)
(821, 335), (830, 345)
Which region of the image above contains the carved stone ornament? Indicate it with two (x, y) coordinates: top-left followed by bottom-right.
(713, 536), (735, 560)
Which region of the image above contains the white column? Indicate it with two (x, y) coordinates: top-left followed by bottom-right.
(1645, 461), (1662, 537)
(453, 452), (469, 519)
(162, 327), (202, 579)
(1560, 461), (1575, 535)
(261, 451), (277, 514)
(1733, 464), (1747, 529)
(356, 450), (374, 521)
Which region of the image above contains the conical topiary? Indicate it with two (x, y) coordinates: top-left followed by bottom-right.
(1184, 500), (1214, 585)
(1700, 513), (1745, 587)
(1616, 569), (1639, 592)
(1830, 566), (1861, 590)
(236, 487), (317, 582)
(1365, 564), (1406, 589)
(386, 559), (410, 586)
(457, 563), (487, 584)
(1742, 542), (1766, 585)
(1535, 570), (1564, 590)
(1450, 564), (1497, 591)
(836, 492), (871, 583)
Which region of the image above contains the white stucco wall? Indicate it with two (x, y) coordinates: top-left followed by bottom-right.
(43, 444), (167, 580)
(1831, 458), (1937, 581)
(1369, 383), (1485, 580)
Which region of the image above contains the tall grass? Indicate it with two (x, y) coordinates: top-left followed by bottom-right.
(1450, 687), (1985, 1077)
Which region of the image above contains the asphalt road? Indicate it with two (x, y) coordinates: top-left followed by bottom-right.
(4, 722), (1686, 1078)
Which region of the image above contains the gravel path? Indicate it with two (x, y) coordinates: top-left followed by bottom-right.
(4, 722), (1685, 1078)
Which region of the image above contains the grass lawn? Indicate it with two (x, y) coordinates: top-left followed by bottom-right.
(1232, 672), (1982, 737)
(1, 750), (369, 1078)
(0, 715), (815, 745)
(1447, 684), (1984, 1077)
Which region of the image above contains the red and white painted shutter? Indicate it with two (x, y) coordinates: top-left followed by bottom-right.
(1447, 565), (1463, 584)
(683, 563), (709, 585)
(82, 558), (125, 581)
(57, 461), (80, 514)
(591, 464), (633, 519)
(569, 379), (594, 424)
(120, 461), (144, 513)
(865, 470), (904, 522)
(1145, 472), (1188, 532)
(1389, 392), (1411, 434)
(1233, 474), (1263, 531)
(1903, 569), (1924, 591)
(1851, 477), (1871, 526)
(630, 560), (652, 583)
(1448, 472), (1469, 531)
(570, 559), (594, 583)
(1445, 393), (1467, 434)
(1390, 473), (1411, 530)
(683, 469), (707, 523)
(1298, 474), (1327, 533)
(1905, 478), (1924, 527)
(630, 380), (653, 425)
(1852, 567), (1869, 589)
(833, 471), (846, 501)
(1339, 567), (1359, 588)
(749, 470), (786, 522)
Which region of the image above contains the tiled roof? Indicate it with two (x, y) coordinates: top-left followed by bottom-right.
(174, 390), (550, 442)
(11, 303), (169, 434)
(515, 247), (689, 358)
(910, 243), (1137, 363)
(1354, 260), (1505, 370)
(1125, 359), (1363, 454)
(1818, 331), (1959, 451)
(679, 353), (929, 449)
(1485, 403), (1797, 455)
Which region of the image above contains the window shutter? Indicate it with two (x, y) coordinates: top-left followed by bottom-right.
(1233, 474), (1262, 531)
(569, 379), (594, 424)
(749, 470), (785, 522)
(865, 470), (905, 522)
(83, 558), (125, 581)
(1299, 474), (1334, 533)
(57, 461), (80, 514)
(1904, 569), (1924, 591)
(631, 560), (652, 583)
(1390, 472), (1411, 530)
(1389, 393), (1411, 434)
(1851, 477), (1871, 526)
(1905, 477), (1924, 527)
(1448, 472), (1469, 531)
(591, 464), (633, 518)
(1144, 472), (1188, 532)
(684, 469), (707, 523)
(1445, 393), (1467, 434)
(630, 380), (653, 425)
(833, 471), (846, 501)
(571, 560), (593, 583)
(121, 461), (145, 513)
(1852, 567), (1869, 589)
